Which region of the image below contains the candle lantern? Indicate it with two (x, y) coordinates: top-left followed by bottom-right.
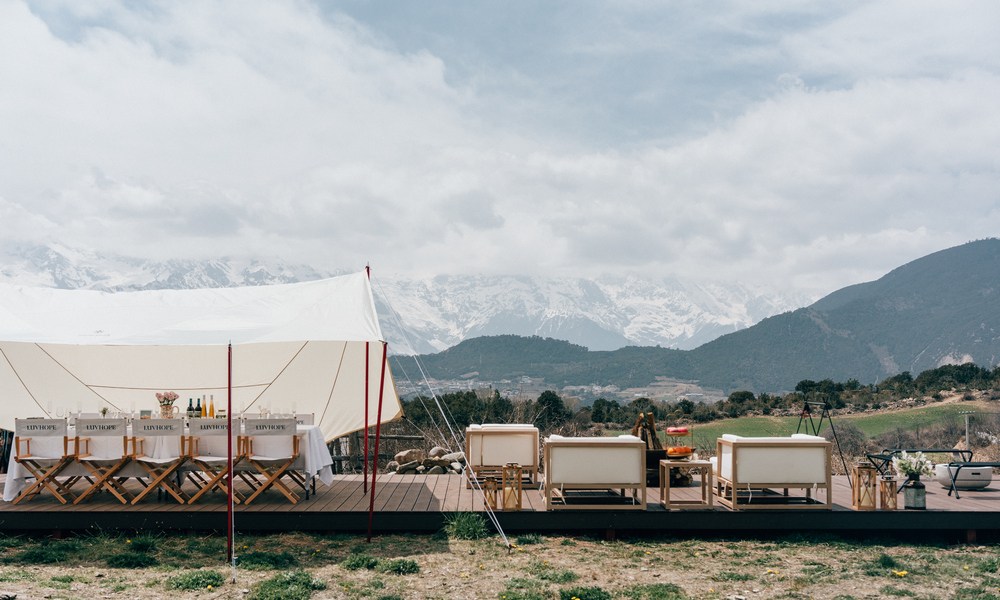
(852, 461), (878, 511)
(482, 477), (499, 510)
(501, 462), (523, 511)
(879, 476), (898, 510)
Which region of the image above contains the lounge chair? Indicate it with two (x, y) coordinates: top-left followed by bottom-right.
(543, 434), (646, 510)
(713, 434), (832, 510)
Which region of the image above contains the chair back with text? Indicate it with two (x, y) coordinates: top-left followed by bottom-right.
(73, 418), (131, 504)
(239, 418), (300, 504)
(130, 418), (188, 504)
(13, 418), (75, 504)
(187, 419), (241, 504)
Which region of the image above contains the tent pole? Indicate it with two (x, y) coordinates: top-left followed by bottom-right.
(363, 341), (370, 494)
(364, 265), (371, 493)
(366, 342), (388, 542)
(227, 343), (236, 581)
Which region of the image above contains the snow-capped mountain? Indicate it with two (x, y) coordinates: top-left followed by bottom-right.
(0, 243), (814, 354)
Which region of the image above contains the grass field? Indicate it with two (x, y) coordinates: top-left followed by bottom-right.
(612, 400), (994, 452)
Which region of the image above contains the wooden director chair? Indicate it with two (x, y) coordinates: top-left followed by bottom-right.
(73, 418), (131, 505)
(186, 418), (242, 504)
(12, 418), (78, 504)
(131, 418), (189, 504)
(237, 418), (300, 504)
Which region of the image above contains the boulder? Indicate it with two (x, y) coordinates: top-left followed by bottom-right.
(386, 460), (399, 472)
(422, 458), (452, 469)
(441, 451), (466, 464)
(428, 446), (450, 458)
(394, 449), (424, 464)
(416, 465), (427, 474)
(450, 462), (464, 473)
(396, 460), (420, 474)
(426, 465), (446, 475)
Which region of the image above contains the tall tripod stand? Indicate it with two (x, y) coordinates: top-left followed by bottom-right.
(796, 400), (852, 486)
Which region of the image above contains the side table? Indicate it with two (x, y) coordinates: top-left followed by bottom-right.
(660, 458), (713, 510)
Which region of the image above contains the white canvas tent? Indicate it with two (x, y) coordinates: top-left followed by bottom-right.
(0, 272), (402, 441)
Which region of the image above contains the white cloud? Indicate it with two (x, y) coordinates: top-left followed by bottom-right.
(1, 1), (998, 297)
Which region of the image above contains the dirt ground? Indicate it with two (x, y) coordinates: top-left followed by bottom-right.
(1, 532), (998, 599)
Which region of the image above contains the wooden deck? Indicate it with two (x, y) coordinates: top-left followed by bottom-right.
(2, 474), (999, 540)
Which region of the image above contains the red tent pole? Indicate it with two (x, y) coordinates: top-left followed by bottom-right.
(366, 341), (388, 542)
(363, 341), (370, 494)
(226, 343), (234, 568)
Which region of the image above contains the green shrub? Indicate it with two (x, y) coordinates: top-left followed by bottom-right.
(166, 570), (226, 591)
(876, 554), (901, 569)
(0, 536), (21, 549)
(710, 571), (754, 582)
(443, 512), (490, 540)
(249, 570), (326, 600)
(527, 561), (578, 584)
(623, 583), (688, 599)
(238, 551), (297, 570)
(516, 533), (544, 545)
(107, 552), (158, 568)
(341, 553), (379, 571)
(127, 535), (158, 553)
(13, 539), (83, 564)
(560, 586), (612, 600)
(978, 557), (1000, 573)
(15, 546), (69, 564)
(377, 558), (420, 575)
(500, 578), (549, 600)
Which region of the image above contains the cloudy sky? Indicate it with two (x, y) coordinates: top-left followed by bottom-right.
(1, 1), (998, 296)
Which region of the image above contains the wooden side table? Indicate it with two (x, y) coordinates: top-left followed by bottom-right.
(660, 458), (713, 510)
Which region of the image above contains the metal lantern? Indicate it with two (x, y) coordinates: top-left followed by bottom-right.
(501, 462), (523, 511)
(851, 461), (878, 511)
(879, 476), (898, 510)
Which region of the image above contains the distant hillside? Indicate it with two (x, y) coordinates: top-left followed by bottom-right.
(417, 239), (1000, 393)
(415, 334), (689, 390)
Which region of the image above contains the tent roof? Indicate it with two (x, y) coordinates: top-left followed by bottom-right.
(0, 271), (384, 345)
(0, 272), (402, 440)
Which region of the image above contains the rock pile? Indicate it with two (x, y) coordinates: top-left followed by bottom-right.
(386, 446), (466, 475)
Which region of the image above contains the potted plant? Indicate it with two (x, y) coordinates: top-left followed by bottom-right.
(892, 451), (934, 481)
(892, 451), (933, 510)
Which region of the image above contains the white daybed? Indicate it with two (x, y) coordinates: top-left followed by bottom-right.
(933, 463), (993, 490)
(465, 424), (540, 486)
(713, 434), (832, 511)
(543, 434), (646, 510)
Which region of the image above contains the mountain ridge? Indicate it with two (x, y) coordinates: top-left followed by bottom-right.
(415, 239), (1000, 393)
(0, 242), (811, 354)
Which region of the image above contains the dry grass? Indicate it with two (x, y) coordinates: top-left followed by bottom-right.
(0, 531), (998, 599)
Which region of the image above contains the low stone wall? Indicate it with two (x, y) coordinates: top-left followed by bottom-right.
(386, 446), (466, 475)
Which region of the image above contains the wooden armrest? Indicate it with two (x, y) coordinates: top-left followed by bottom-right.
(15, 437), (28, 458)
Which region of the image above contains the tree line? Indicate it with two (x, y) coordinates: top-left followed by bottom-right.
(401, 363), (1000, 435)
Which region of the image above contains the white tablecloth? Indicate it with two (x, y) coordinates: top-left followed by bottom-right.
(3, 423), (333, 502)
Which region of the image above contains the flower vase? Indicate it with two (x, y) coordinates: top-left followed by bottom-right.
(903, 474), (926, 510)
(160, 405), (177, 419)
